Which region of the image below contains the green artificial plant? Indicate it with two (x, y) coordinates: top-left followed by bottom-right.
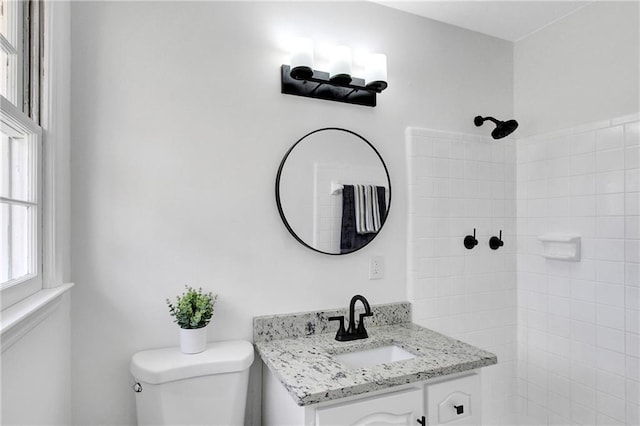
(166, 286), (217, 329)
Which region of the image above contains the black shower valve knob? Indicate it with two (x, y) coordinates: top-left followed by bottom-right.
(489, 230), (504, 250)
(464, 228), (479, 250)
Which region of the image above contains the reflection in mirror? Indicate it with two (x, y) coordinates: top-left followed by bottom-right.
(276, 128), (391, 255)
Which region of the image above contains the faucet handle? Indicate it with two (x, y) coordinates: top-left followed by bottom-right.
(328, 316), (347, 341)
(356, 313), (372, 337)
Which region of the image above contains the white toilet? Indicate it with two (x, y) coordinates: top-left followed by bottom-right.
(130, 340), (254, 426)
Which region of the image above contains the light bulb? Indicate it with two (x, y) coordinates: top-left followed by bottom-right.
(329, 45), (352, 84)
(290, 37), (314, 79)
(364, 53), (388, 92)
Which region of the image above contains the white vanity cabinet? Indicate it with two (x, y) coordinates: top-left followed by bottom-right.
(315, 387), (423, 426)
(426, 373), (481, 425)
(262, 366), (481, 426)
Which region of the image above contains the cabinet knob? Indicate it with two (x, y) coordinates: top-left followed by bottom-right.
(454, 404), (464, 415)
(416, 415), (426, 426)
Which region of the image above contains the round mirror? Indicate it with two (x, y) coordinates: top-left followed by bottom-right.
(276, 128), (391, 255)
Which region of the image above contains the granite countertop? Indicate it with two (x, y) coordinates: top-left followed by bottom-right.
(254, 303), (497, 406)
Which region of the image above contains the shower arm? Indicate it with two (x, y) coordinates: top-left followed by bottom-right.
(477, 116), (501, 126)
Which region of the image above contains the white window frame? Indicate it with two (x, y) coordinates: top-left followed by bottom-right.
(1, 0), (72, 350)
(1, 0), (59, 310)
(1, 96), (42, 310)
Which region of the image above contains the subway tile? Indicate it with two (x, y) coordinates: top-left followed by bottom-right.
(450, 159), (465, 179)
(571, 299), (596, 323)
(627, 378), (640, 404)
(571, 401), (596, 426)
(627, 309), (640, 334)
(597, 369), (626, 399)
(549, 314), (570, 337)
(596, 261), (625, 284)
(595, 170), (625, 194)
(571, 319), (596, 345)
(627, 263), (640, 287)
(450, 140), (465, 159)
(596, 326), (625, 353)
(597, 304), (625, 330)
(627, 332), (640, 358)
(432, 138), (451, 158)
(570, 195), (596, 216)
(547, 353), (571, 378)
(626, 145), (640, 169)
(596, 282), (626, 308)
(432, 158), (450, 177)
(596, 193), (624, 216)
(547, 136), (570, 159)
(547, 177), (569, 198)
(596, 239), (625, 262)
(626, 287), (640, 310)
(626, 216), (640, 239)
(611, 114), (640, 126)
(576, 120), (613, 134)
(596, 217), (625, 238)
(626, 169), (640, 192)
(492, 163), (506, 181)
(570, 152), (595, 176)
(596, 126), (624, 151)
(547, 392), (571, 419)
(547, 197), (570, 217)
(571, 362), (597, 388)
(596, 346), (626, 376)
(596, 391), (626, 423)
(628, 403), (640, 426)
(547, 157), (570, 178)
(625, 121), (640, 146)
(625, 240), (640, 263)
(627, 355), (640, 381)
(596, 148), (625, 173)
(571, 279), (596, 302)
(571, 260), (597, 281)
(571, 131), (596, 155)
(627, 192), (640, 216)
(571, 381), (597, 406)
(596, 412), (625, 426)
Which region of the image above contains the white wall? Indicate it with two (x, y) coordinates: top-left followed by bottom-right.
(514, 1), (639, 138)
(514, 2), (640, 425)
(70, 1), (512, 424)
(406, 128), (517, 424)
(1, 295), (72, 425)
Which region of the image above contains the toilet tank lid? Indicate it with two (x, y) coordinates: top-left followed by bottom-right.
(130, 340), (254, 385)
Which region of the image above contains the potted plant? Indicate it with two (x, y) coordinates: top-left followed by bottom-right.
(167, 286), (217, 354)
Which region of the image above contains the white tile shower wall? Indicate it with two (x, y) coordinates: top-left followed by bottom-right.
(406, 128), (518, 424)
(516, 114), (640, 426)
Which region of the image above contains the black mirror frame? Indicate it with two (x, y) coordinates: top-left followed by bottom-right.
(275, 127), (392, 255)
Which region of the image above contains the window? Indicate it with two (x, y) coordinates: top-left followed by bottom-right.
(1, 0), (43, 310)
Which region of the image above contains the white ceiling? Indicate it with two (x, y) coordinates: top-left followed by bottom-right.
(374, 1), (592, 42)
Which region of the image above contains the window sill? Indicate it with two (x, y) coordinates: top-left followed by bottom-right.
(1, 283), (74, 352)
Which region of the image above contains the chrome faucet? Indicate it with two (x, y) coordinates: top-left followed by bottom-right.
(329, 295), (373, 341)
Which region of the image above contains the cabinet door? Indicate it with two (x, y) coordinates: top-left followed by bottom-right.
(315, 387), (424, 426)
(426, 373), (480, 425)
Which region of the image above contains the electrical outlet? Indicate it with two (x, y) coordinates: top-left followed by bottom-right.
(369, 256), (384, 280)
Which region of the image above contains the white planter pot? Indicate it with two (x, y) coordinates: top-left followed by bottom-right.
(180, 326), (208, 354)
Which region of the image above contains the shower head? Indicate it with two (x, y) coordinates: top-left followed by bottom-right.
(474, 115), (519, 139)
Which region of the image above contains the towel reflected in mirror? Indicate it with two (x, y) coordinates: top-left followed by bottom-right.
(340, 185), (387, 254)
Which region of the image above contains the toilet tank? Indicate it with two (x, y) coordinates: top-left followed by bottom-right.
(131, 340), (254, 426)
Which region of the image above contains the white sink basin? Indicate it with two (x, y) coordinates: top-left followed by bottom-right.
(333, 345), (416, 369)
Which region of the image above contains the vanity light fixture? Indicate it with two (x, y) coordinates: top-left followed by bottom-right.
(281, 38), (388, 107)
